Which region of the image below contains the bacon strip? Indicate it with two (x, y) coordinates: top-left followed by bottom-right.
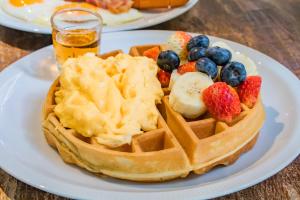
(65, 0), (133, 13)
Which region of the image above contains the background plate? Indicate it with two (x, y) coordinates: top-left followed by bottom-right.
(0, 0), (198, 34)
(0, 30), (299, 200)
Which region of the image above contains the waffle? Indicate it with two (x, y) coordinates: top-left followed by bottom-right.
(42, 50), (191, 182)
(130, 44), (266, 174)
(42, 47), (265, 182)
(133, 0), (189, 9)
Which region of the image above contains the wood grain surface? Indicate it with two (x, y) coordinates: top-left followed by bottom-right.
(1, 0), (300, 199)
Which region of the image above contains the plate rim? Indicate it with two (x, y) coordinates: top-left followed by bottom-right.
(0, 30), (300, 200)
(0, 0), (198, 34)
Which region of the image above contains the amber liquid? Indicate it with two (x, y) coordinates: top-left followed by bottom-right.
(52, 29), (100, 67)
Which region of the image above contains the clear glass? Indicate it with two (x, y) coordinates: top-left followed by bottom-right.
(51, 8), (103, 68)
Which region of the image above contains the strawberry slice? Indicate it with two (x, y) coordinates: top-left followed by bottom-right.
(167, 31), (192, 60)
(177, 62), (196, 74)
(203, 82), (241, 123)
(143, 46), (160, 61)
(157, 70), (171, 88)
(237, 76), (262, 108)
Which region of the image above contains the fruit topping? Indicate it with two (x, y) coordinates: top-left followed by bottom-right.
(169, 70), (181, 90)
(177, 62), (196, 74)
(196, 57), (218, 80)
(157, 50), (180, 73)
(206, 46), (232, 66)
(212, 41), (259, 76)
(187, 47), (206, 61)
(232, 53), (258, 76)
(187, 35), (210, 51)
(220, 61), (247, 87)
(157, 69), (171, 88)
(203, 82), (241, 123)
(237, 76), (262, 108)
(167, 31), (192, 60)
(143, 46), (160, 61)
(169, 72), (214, 119)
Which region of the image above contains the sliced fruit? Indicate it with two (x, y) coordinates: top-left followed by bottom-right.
(237, 76), (262, 108)
(169, 70), (181, 90)
(157, 70), (171, 88)
(220, 61), (247, 87)
(212, 41), (259, 76)
(232, 53), (258, 76)
(187, 35), (210, 51)
(167, 31), (192, 61)
(196, 57), (218, 80)
(169, 72), (214, 119)
(203, 82), (241, 123)
(177, 62), (196, 75)
(157, 50), (180, 73)
(143, 46), (160, 61)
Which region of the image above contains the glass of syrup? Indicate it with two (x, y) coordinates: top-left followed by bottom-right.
(51, 8), (103, 69)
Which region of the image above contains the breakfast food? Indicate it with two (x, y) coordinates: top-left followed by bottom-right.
(133, 0), (189, 9)
(169, 72), (213, 119)
(128, 31), (265, 177)
(53, 53), (164, 147)
(203, 82), (241, 122)
(43, 32), (265, 182)
(69, 0), (134, 13)
(237, 76), (262, 108)
(2, 0), (142, 26)
(167, 31), (192, 61)
(43, 51), (191, 181)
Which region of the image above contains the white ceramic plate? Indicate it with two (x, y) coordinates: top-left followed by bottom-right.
(0, 30), (300, 200)
(0, 0), (198, 34)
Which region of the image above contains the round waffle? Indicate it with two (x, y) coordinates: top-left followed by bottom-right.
(42, 47), (265, 182)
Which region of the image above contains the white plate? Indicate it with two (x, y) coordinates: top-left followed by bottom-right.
(0, 0), (198, 34)
(0, 30), (300, 200)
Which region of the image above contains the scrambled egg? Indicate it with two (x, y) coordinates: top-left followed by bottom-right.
(54, 53), (164, 148)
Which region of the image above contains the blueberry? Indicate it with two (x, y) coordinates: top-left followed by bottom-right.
(187, 35), (210, 51)
(220, 62), (247, 87)
(196, 57), (218, 80)
(187, 47), (206, 61)
(206, 47), (232, 66)
(157, 50), (180, 73)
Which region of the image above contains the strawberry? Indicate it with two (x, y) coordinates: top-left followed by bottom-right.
(167, 31), (192, 60)
(157, 70), (171, 88)
(237, 76), (262, 108)
(143, 46), (160, 61)
(177, 62), (196, 74)
(203, 82), (241, 123)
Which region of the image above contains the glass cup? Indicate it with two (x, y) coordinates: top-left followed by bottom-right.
(51, 8), (103, 69)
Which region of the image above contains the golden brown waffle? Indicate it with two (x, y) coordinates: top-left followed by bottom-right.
(133, 0), (189, 9)
(159, 97), (265, 174)
(42, 50), (191, 182)
(42, 47), (265, 182)
(129, 44), (266, 173)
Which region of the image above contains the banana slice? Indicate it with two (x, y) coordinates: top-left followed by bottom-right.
(169, 72), (213, 119)
(212, 41), (258, 76)
(169, 69), (181, 90)
(232, 53), (258, 76)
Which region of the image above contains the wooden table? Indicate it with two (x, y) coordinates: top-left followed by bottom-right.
(1, 0), (300, 199)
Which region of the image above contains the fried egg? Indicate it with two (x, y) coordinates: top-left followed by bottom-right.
(1, 0), (142, 26)
(2, 0), (65, 26)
